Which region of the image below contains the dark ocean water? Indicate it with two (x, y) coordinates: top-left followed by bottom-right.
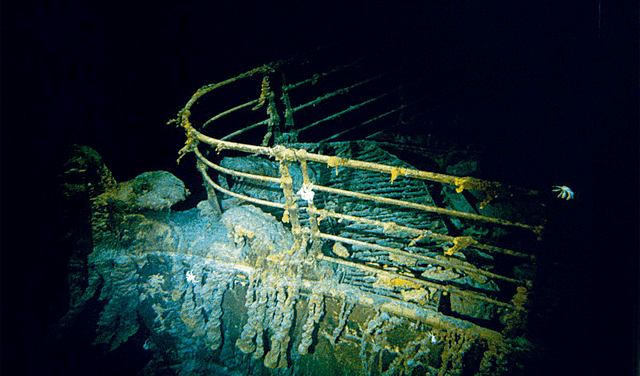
(5, 2), (637, 375)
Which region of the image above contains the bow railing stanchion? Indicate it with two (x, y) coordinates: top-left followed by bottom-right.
(196, 158), (222, 219)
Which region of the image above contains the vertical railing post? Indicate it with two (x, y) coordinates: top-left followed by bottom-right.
(254, 73), (282, 147)
(197, 159), (222, 219)
(297, 149), (322, 257)
(274, 145), (310, 258)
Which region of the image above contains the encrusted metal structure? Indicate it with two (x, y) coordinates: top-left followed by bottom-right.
(164, 46), (547, 375)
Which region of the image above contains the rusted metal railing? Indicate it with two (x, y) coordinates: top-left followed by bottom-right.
(169, 58), (543, 336)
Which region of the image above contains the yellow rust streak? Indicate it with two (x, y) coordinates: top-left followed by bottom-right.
(317, 232), (524, 284)
(317, 253), (516, 310)
(312, 183), (535, 230)
(389, 167), (407, 183)
(179, 65), (274, 119)
(310, 208), (533, 260)
(307, 152), (459, 185)
(297, 279), (504, 341)
(445, 236), (478, 256)
(195, 132), (273, 157)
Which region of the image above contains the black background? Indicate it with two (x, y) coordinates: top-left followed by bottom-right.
(3, 2), (638, 375)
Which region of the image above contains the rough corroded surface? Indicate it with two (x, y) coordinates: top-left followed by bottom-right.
(56, 146), (538, 375)
(59, 144), (118, 199)
(219, 156), (317, 207)
(221, 204), (295, 256)
(106, 170), (189, 211)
